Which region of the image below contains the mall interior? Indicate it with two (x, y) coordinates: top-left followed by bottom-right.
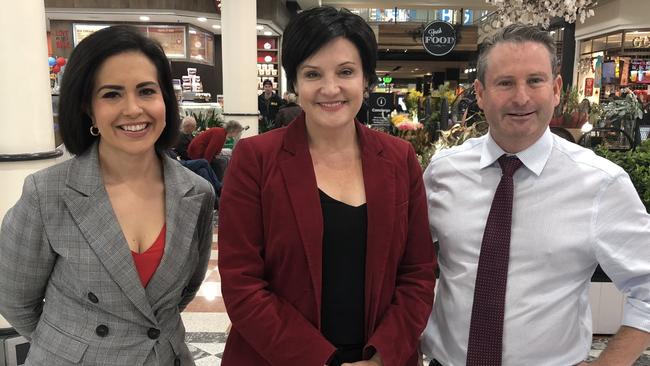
(0, 0), (649, 365)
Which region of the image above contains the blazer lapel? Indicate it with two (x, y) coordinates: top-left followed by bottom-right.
(278, 114), (325, 322)
(145, 156), (205, 307)
(356, 124), (397, 330)
(62, 144), (156, 324)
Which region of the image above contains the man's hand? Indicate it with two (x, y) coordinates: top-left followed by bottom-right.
(579, 326), (650, 366)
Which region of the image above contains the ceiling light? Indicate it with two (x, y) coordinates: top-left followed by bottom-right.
(197, 17), (207, 22)
(404, 49), (408, 53)
(212, 24), (221, 29)
(256, 25), (264, 30)
(139, 16), (150, 21)
(189, 29), (197, 34)
(263, 31), (272, 36)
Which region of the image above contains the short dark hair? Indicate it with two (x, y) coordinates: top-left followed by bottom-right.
(282, 6), (377, 93)
(59, 25), (179, 155)
(477, 23), (557, 84)
(262, 79), (273, 86)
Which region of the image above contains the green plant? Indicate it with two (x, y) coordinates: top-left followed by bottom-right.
(552, 86), (582, 127)
(187, 110), (224, 133)
(601, 93), (643, 133)
(596, 139), (650, 210)
(589, 102), (604, 125)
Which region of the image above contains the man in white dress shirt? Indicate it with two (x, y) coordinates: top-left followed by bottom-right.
(421, 24), (650, 366)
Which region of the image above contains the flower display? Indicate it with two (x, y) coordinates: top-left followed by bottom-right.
(390, 112), (424, 131)
(486, 0), (597, 28)
(405, 90), (423, 112)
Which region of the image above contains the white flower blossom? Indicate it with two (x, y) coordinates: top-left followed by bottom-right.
(485, 0), (596, 28)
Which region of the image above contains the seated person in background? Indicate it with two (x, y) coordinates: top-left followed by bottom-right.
(175, 115), (196, 160)
(188, 120), (245, 180)
(274, 92), (302, 127)
(188, 120), (244, 162)
(167, 149), (222, 207)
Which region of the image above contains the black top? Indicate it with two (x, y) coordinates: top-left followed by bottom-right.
(319, 189), (367, 365)
(175, 133), (194, 160)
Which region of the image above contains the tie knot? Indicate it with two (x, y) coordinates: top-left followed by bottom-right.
(498, 155), (523, 177)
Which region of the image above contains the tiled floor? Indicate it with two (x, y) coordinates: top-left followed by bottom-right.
(183, 228), (650, 365)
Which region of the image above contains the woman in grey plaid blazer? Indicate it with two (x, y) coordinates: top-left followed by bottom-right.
(0, 26), (214, 365)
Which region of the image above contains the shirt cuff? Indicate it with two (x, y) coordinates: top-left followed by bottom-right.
(622, 298), (650, 333)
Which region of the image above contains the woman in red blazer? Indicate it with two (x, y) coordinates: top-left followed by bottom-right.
(218, 6), (436, 366)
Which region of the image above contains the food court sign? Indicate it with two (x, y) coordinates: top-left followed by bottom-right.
(422, 21), (457, 56)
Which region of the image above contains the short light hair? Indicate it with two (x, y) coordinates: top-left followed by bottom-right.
(286, 93), (298, 103)
(477, 23), (557, 84)
(224, 120), (244, 133)
(181, 115), (197, 129)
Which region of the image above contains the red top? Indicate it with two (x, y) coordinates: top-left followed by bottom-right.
(131, 225), (166, 288)
(187, 127), (227, 161)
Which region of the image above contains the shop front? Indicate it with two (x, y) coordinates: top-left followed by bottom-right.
(576, 29), (650, 104)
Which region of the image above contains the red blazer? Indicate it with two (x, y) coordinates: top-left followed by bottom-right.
(187, 127), (226, 161)
(218, 113), (436, 366)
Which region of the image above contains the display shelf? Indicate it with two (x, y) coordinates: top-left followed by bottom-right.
(257, 36), (280, 94)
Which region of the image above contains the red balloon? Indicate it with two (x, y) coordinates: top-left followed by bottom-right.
(52, 65), (61, 73)
(56, 57), (66, 66)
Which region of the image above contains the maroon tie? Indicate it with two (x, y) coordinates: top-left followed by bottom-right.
(466, 155), (523, 366)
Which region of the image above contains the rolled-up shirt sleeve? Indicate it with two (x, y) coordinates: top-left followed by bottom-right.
(593, 172), (650, 333)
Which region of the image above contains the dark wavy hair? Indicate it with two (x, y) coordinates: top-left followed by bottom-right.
(59, 25), (179, 155)
(282, 6), (378, 93)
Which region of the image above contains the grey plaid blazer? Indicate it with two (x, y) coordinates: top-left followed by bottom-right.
(0, 143), (215, 365)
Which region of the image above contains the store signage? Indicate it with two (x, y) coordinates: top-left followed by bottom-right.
(585, 78), (594, 96)
(54, 30), (72, 50)
(383, 76), (393, 84)
(632, 36), (650, 48)
(422, 21), (456, 56)
(369, 92), (394, 127)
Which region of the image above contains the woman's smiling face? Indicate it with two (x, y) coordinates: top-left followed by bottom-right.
(294, 37), (366, 132)
(90, 51), (166, 157)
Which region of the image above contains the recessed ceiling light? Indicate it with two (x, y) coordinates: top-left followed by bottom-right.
(256, 25), (264, 30)
(212, 24), (221, 29)
(139, 16), (150, 21)
(197, 17), (207, 22)
(263, 31), (272, 36)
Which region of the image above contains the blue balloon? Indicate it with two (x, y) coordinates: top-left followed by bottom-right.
(48, 57), (56, 67)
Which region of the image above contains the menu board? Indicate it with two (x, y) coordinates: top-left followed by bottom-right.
(629, 59), (650, 84)
(147, 26), (186, 59)
(73, 23), (186, 59)
(189, 28), (215, 65)
(73, 24), (109, 46)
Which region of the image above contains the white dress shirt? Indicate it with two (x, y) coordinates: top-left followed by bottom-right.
(421, 128), (650, 366)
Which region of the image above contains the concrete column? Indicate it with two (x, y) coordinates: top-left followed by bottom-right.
(221, 0), (259, 136)
(0, 0), (61, 329)
(561, 22), (576, 89)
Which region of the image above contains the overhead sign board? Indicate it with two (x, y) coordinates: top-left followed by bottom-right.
(422, 21), (457, 56)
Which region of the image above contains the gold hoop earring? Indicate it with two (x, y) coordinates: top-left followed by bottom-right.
(89, 125), (100, 137)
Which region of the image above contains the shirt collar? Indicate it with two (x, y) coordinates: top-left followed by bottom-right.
(480, 127), (553, 176)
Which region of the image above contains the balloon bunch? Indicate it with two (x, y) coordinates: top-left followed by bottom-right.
(48, 56), (67, 74)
